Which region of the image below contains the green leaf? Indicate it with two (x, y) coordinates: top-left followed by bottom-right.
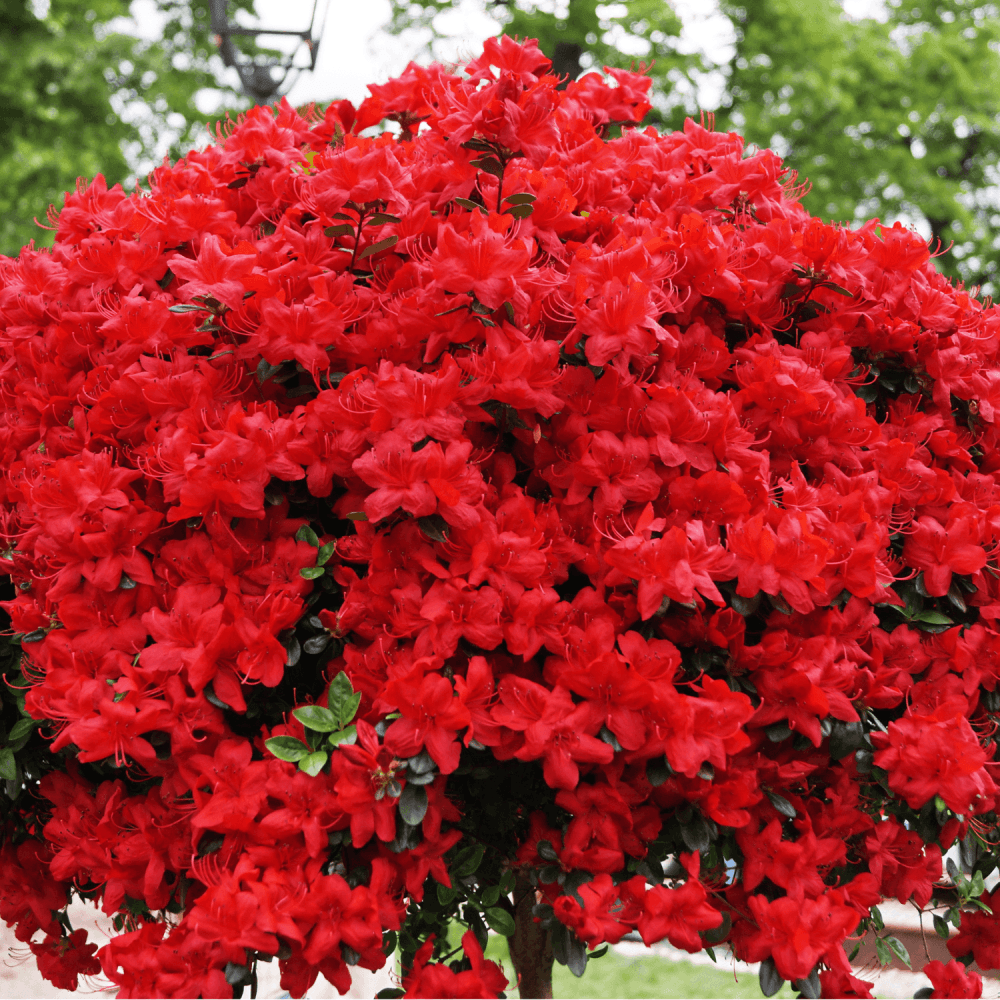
(885, 935), (910, 968)
(503, 192), (536, 205)
(300, 565), (326, 579)
(256, 360), (282, 384)
(453, 198), (482, 211)
(766, 790), (797, 818)
(265, 736), (312, 762)
(316, 541), (336, 566)
(765, 722), (792, 743)
(645, 756), (671, 786)
(327, 726), (358, 748)
(505, 204), (534, 218)
(358, 235), (399, 259)
(971, 870), (986, 896)
(293, 705), (340, 732)
(346, 511), (368, 521)
(298, 750), (328, 776)
(367, 213), (401, 225)
(204, 683), (232, 711)
(7, 718), (35, 742)
(730, 591), (762, 616)
(0, 748), (15, 781)
(916, 611), (953, 625)
(437, 884), (459, 906)
(589, 945), (608, 959)
(469, 156), (505, 177)
(398, 782), (428, 826)
(167, 303), (206, 313)
(417, 514), (450, 542)
(680, 813), (712, 853)
(295, 525), (320, 547)
(875, 936), (891, 966)
(480, 885), (501, 907)
(303, 634), (330, 656)
(536, 839), (559, 862)
(828, 720), (867, 760)
(325, 223), (355, 237)
(484, 907), (515, 937)
(758, 957), (784, 997)
(819, 280), (855, 297)
(933, 913), (950, 939)
(327, 671), (361, 728)
(452, 843), (486, 877)
(381, 930), (397, 956)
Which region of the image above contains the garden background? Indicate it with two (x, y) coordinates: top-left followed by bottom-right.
(3, 1), (1000, 997)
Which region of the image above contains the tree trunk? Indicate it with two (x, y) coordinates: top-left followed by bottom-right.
(507, 874), (553, 998)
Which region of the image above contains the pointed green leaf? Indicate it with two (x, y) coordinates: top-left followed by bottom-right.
(293, 705), (340, 732)
(759, 957), (784, 997)
(298, 750), (328, 776)
(295, 525), (320, 547)
(265, 736), (312, 762)
(885, 935), (910, 968)
(8, 718), (35, 742)
(470, 156), (504, 178)
(327, 672), (361, 727)
(399, 783), (428, 826)
(505, 204), (533, 219)
(327, 725), (358, 748)
(484, 907), (515, 937)
(358, 235), (399, 259)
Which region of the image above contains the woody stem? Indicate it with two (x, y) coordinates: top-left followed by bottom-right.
(507, 873), (553, 999)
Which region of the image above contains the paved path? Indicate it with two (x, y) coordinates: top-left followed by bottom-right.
(0, 901), (395, 999)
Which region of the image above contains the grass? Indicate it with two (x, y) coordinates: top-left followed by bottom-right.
(474, 931), (798, 999)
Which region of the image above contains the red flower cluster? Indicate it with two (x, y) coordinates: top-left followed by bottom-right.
(1, 32), (1000, 999)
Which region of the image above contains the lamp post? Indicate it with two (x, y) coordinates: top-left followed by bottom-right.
(208, 0), (329, 104)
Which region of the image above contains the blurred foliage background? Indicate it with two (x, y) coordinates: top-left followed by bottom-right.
(2, 0), (1000, 294)
(0, 0), (256, 254)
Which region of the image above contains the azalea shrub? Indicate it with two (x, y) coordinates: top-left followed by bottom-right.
(2, 32), (1000, 1000)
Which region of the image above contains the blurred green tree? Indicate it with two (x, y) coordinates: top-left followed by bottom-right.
(0, 0), (255, 255)
(385, 0), (1000, 292)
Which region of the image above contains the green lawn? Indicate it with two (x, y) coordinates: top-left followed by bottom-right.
(477, 932), (798, 999)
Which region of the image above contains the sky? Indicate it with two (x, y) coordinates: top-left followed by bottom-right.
(130, 0), (890, 113)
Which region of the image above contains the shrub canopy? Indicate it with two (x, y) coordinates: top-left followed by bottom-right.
(1, 34), (999, 1000)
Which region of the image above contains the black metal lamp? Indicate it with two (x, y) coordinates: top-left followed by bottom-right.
(208, 0), (330, 104)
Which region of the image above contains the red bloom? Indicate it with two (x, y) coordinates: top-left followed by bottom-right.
(638, 854), (722, 952)
(169, 233), (256, 311)
(491, 676), (613, 790)
(741, 889), (860, 981)
(402, 930), (507, 998)
(872, 700), (995, 814)
(903, 515), (988, 596)
(923, 960), (983, 999)
(382, 667), (472, 774)
(431, 212), (532, 309)
(30, 930), (101, 992)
